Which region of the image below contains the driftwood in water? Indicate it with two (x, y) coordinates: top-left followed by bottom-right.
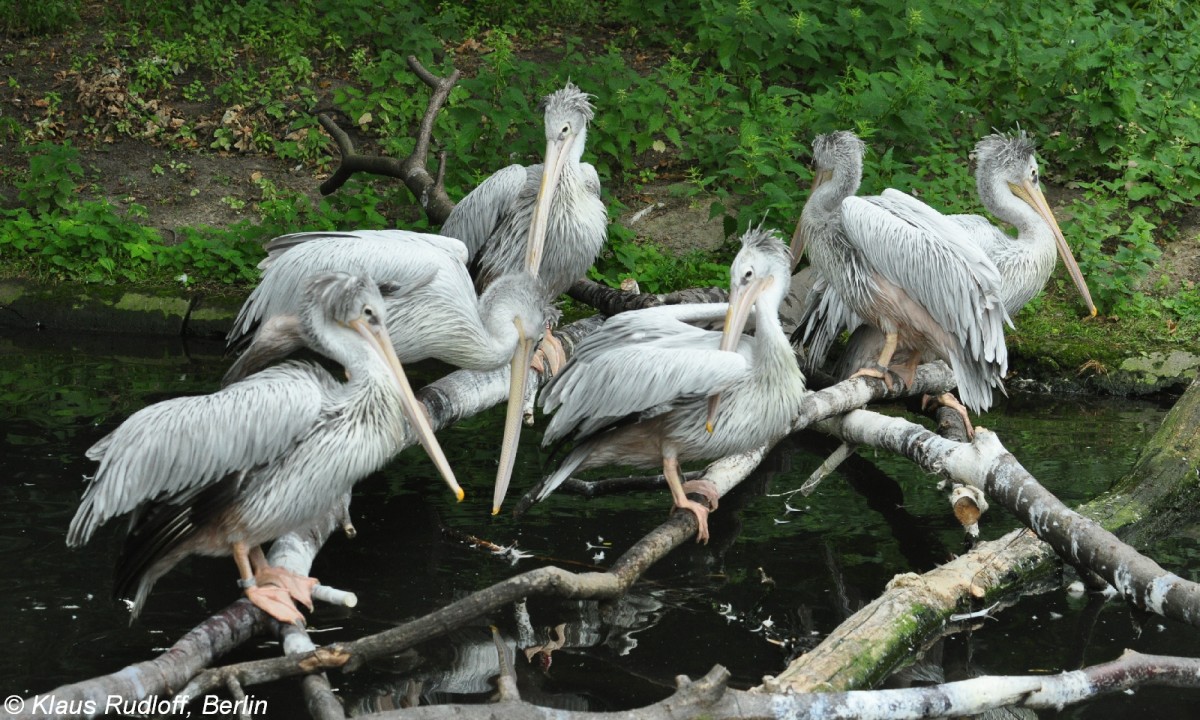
(349, 651), (1200, 719)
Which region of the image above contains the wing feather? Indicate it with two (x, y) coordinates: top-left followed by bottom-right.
(541, 305), (749, 443)
(440, 164), (530, 262)
(68, 363), (331, 546)
(842, 191), (1009, 365)
(228, 231), (466, 347)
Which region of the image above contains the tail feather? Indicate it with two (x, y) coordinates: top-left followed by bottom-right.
(512, 443), (592, 516)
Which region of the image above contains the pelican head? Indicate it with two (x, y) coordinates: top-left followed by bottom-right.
(525, 82), (595, 275)
(976, 131), (1097, 317)
(480, 273), (549, 515)
(303, 272), (463, 502)
(706, 227), (791, 431)
(792, 131), (867, 269)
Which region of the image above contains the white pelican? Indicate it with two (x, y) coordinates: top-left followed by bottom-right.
(69, 273), (460, 624)
(517, 228), (807, 542)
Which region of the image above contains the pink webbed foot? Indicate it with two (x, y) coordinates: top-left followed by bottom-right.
(673, 499), (712, 544)
(255, 565), (319, 612)
(922, 392), (975, 439)
(681, 479), (721, 513)
(530, 329), (566, 376)
(850, 363), (894, 391)
(244, 583), (307, 626)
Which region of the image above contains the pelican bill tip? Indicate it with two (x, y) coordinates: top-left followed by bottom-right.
(705, 421), (715, 434)
(455, 487), (466, 502)
(491, 506), (501, 516)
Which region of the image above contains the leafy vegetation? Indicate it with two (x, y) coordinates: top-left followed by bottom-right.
(0, 0), (1196, 348)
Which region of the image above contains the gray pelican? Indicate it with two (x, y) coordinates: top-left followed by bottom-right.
(801, 131), (1097, 387)
(794, 131), (1010, 425)
(68, 273), (461, 624)
(224, 230), (546, 516)
(516, 228), (807, 542)
(441, 82), (608, 369)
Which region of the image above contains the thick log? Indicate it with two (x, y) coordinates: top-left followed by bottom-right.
(349, 651), (1200, 719)
(1095, 376), (1200, 545)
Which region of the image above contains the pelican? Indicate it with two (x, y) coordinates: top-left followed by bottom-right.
(224, 230), (546, 516)
(441, 82), (608, 369)
(68, 272), (462, 624)
(794, 131), (1010, 426)
(801, 131), (1097, 388)
(516, 228), (807, 542)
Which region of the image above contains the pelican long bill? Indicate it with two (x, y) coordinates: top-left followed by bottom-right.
(705, 274), (775, 432)
(492, 319), (539, 515)
(1012, 179), (1097, 317)
(524, 131), (575, 275)
(351, 318), (464, 502)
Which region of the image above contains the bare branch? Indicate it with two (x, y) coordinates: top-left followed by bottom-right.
(317, 56), (459, 224)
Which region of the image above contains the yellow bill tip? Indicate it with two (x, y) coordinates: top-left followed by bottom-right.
(1090, 307), (1098, 318)
(455, 487), (466, 502)
(706, 421), (714, 434)
(491, 506), (501, 516)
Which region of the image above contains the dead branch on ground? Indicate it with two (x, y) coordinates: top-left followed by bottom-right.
(318, 56), (458, 223)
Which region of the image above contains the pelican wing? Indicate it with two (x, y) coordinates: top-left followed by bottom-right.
(228, 231), (467, 348)
(843, 191), (1009, 365)
(440, 164), (530, 263)
(68, 362), (333, 546)
(948, 213), (1010, 259)
(541, 304), (749, 443)
(793, 275), (862, 373)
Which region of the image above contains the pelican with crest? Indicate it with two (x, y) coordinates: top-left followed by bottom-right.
(516, 228), (807, 542)
(69, 272), (461, 624)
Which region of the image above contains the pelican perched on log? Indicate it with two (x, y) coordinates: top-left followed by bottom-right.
(442, 82), (607, 298)
(441, 83), (607, 372)
(794, 131), (1010, 426)
(224, 230), (546, 516)
(515, 228), (807, 542)
(69, 273), (461, 624)
(799, 131), (1097, 391)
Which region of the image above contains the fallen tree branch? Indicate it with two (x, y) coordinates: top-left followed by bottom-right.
(565, 278), (727, 317)
(350, 651), (1200, 719)
(823, 409), (1200, 627)
(318, 56), (459, 223)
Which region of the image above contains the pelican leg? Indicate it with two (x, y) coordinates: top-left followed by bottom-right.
(850, 331), (899, 390)
(233, 542), (306, 626)
(664, 456), (712, 544)
(922, 393), (975, 439)
(891, 349), (922, 390)
(248, 545), (318, 613)
(530, 325), (566, 376)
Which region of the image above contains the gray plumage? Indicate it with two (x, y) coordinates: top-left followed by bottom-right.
(69, 272), (455, 616)
(524, 228), (807, 508)
(441, 82), (607, 301)
(803, 131), (1095, 383)
(796, 130), (1009, 414)
(224, 230), (546, 384)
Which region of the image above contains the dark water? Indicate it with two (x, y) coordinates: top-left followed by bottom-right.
(1, 328), (1194, 718)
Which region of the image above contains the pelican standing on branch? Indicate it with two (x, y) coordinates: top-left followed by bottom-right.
(441, 82), (608, 371)
(69, 273), (462, 624)
(224, 230), (546, 517)
(800, 131), (1097, 391)
(794, 131), (1010, 428)
(516, 228), (807, 542)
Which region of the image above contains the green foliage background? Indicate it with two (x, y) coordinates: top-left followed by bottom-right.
(1, 0), (1198, 342)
